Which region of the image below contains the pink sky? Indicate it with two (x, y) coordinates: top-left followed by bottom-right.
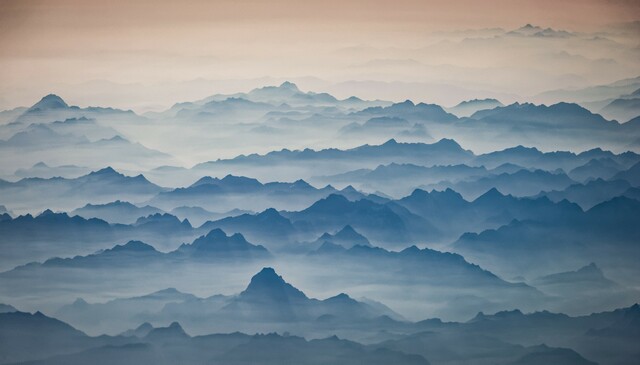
(0, 0), (638, 110)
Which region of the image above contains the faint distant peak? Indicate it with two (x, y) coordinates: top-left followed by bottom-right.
(454, 98), (502, 107)
(521, 23), (539, 30)
(577, 262), (602, 274)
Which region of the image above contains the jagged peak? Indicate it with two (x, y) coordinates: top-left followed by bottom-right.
(145, 321), (188, 338)
(240, 267), (308, 300)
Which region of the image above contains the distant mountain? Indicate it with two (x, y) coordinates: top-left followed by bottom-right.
(612, 161), (640, 186)
(311, 225), (371, 249)
(535, 76), (640, 104)
(200, 208), (298, 249)
(0, 211), (119, 270)
(0, 166), (166, 213)
(53, 266), (403, 335)
(468, 102), (618, 130)
(149, 174), (345, 212)
(143, 321), (190, 343)
(355, 99), (458, 123)
(586, 303), (640, 338)
(284, 194), (441, 246)
(339, 116), (430, 140)
(456, 304), (640, 365)
(473, 145), (639, 172)
(7, 228), (268, 272)
(533, 263), (617, 289)
(71, 201), (164, 224)
(119, 322), (154, 338)
(173, 229), (270, 259)
(154, 82), (386, 122)
(0, 120), (133, 154)
(0, 303), (17, 313)
(220, 267), (404, 323)
(0, 209), (201, 271)
(0, 310), (123, 364)
(447, 98), (504, 118)
(424, 169), (576, 200)
(0, 124), (88, 149)
(14, 161), (91, 179)
(194, 139), (475, 179)
(169, 206), (252, 227)
(309, 243), (537, 295)
(38, 116), (122, 140)
(201, 81), (382, 109)
(599, 96), (640, 122)
(567, 158), (624, 182)
(170, 97), (281, 122)
(313, 163), (488, 197)
(393, 187), (583, 241)
(2, 230), (272, 316)
(5, 300), (640, 365)
(539, 178), (632, 209)
(378, 331), (594, 365)
(8, 329), (428, 365)
(454, 196), (640, 279)
(0, 204), (12, 216)
(506, 24), (574, 38)
(56, 288), (198, 334)
(13, 94), (140, 125)
(28, 94), (69, 111)
(22, 240), (166, 271)
(508, 345), (597, 365)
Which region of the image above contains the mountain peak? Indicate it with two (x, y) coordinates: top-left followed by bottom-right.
(110, 240), (157, 253)
(177, 228), (265, 255)
(434, 138), (463, 149)
(240, 267), (308, 302)
(279, 81), (299, 91)
(38, 209), (56, 217)
(88, 166), (119, 176)
(475, 187), (506, 202)
(334, 225), (369, 244)
(307, 194), (351, 214)
(29, 94), (68, 111)
(292, 179), (313, 189)
(338, 224), (356, 234)
(145, 321), (188, 340)
(258, 207), (283, 219)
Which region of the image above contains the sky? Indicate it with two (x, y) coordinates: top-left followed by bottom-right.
(0, 0), (639, 111)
